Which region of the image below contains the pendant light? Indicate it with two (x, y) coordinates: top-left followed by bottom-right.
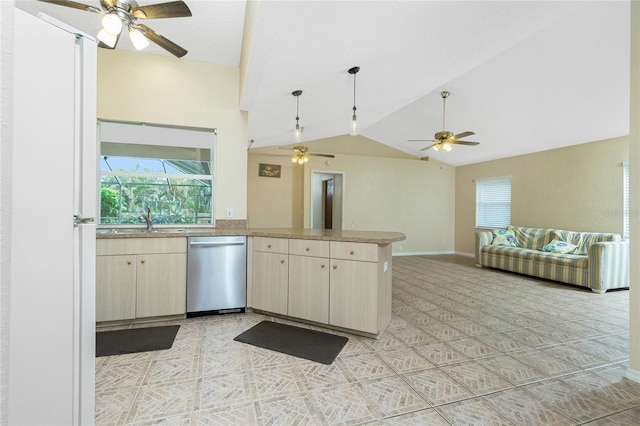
(348, 66), (360, 136)
(292, 90), (303, 143)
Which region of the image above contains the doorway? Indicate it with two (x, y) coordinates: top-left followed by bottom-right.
(311, 172), (344, 229)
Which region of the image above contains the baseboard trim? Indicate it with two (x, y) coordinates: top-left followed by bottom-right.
(455, 251), (475, 258)
(392, 251), (475, 257)
(392, 251), (455, 257)
(625, 367), (640, 384)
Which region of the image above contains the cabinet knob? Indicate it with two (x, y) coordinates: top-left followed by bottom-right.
(306, 247), (310, 252)
(141, 259), (145, 264)
(349, 249), (355, 255)
(280, 258), (285, 264)
(333, 264), (337, 269)
(268, 243), (272, 248)
(321, 263), (325, 268)
(127, 260), (132, 265)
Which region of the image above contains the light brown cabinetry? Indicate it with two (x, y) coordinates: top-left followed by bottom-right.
(96, 238), (187, 322)
(252, 237), (289, 315)
(288, 239), (330, 323)
(329, 241), (387, 334)
(96, 255), (136, 321)
(250, 237), (392, 336)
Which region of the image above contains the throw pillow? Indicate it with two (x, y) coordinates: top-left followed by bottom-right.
(542, 239), (578, 254)
(491, 229), (517, 246)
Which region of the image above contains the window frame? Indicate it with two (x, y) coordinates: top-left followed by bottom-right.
(475, 176), (512, 229)
(97, 120), (216, 228)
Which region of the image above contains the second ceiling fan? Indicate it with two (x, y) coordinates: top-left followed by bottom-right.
(408, 91), (480, 152)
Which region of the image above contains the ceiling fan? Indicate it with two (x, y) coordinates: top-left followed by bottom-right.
(288, 145), (335, 165)
(38, 0), (191, 58)
(408, 91), (480, 152)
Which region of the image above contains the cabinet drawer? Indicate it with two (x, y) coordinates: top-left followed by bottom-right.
(253, 237), (288, 254)
(289, 239), (330, 257)
(97, 237), (186, 255)
(330, 241), (378, 262)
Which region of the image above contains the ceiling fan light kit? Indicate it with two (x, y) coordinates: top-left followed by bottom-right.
(38, 0), (192, 57)
(348, 66), (360, 136)
(291, 146), (310, 164)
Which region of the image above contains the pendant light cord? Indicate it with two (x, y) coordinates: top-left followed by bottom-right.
(353, 71), (357, 114)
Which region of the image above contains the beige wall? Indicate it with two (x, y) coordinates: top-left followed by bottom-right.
(455, 136), (629, 254)
(97, 49), (248, 221)
(248, 139), (456, 254)
(247, 153), (297, 228)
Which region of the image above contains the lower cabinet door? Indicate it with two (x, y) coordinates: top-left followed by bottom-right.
(288, 255), (329, 323)
(96, 255), (136, 322)
(329, 259), (378, 334)
(252, 251), (289, 315)
(136, 253), (187, 318)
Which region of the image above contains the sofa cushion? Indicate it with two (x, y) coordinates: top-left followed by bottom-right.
(482, 245), (587, 269)
(491, 229), (517, 246)
(551, 230), (621, 255)
(507, 226), (552, 250)
(542, 239), (578, 254)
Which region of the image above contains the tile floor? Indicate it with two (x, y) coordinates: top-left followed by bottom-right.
(95, 255), (640, 425)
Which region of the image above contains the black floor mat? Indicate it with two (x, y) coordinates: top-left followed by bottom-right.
(234, 321), (348, 365)
(96, 325), (180, 357)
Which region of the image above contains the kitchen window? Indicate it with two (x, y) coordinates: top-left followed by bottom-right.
(98, 120), (215, 226)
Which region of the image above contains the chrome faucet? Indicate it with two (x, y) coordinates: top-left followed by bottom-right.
(140, 207), (153, 231)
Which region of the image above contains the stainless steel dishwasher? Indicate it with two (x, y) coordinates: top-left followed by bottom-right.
(187, 236), (247, 317)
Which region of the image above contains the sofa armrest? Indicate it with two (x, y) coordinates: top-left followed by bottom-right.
(588, 241), (629, 292)
(475, 231), (493, 266)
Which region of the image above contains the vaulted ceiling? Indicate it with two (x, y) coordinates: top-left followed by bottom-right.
(18, 0), (631, 166)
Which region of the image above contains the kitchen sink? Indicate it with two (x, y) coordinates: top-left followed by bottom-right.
(97, 228), (186, 235)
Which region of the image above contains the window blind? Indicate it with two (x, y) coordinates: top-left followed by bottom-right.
(475, 176), (511, 229)
(624, 162), (629, 240)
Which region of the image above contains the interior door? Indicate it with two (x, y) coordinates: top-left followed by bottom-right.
(323, 178), (334, 229)
(312, 172), (343, 230)
(10, 9), (96, 425)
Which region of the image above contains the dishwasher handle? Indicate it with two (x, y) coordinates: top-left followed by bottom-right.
(189, 241), (246, 248)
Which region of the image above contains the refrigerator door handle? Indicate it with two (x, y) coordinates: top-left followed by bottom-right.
(73, 214), (95, 227)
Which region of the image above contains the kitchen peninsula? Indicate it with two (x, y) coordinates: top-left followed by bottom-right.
(97, 228), (405, 338)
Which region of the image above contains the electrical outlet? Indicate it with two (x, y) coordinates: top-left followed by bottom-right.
(226, 208), (233, 218)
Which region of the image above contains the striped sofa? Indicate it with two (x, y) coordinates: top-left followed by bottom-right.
(475, 226), (629, 293)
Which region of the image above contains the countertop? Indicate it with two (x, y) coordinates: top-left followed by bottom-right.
(96, 227), (406, 245)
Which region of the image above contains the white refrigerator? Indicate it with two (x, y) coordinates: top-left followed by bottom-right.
(7, 8), (97, 425)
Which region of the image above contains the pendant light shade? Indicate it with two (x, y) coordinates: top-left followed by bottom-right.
(129, 27), (150, 50)
(348, 66), (360, 136)
(97, 28), (118, 47)
(292, 90), (303, 143)
(101, 13), (123, 35)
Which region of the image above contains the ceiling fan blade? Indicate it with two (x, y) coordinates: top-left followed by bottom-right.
(452, 141), (480, 146)
(137, 24), (187, 58)
(407, 139), (435, 143)
(132, 1), (192, 19)
(419, 144), (436, 151)
(279, 143), (300, 150)
(38, 0), (102, 13)
(309, 153), (335, 158)
(453, 131), (475, 139)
